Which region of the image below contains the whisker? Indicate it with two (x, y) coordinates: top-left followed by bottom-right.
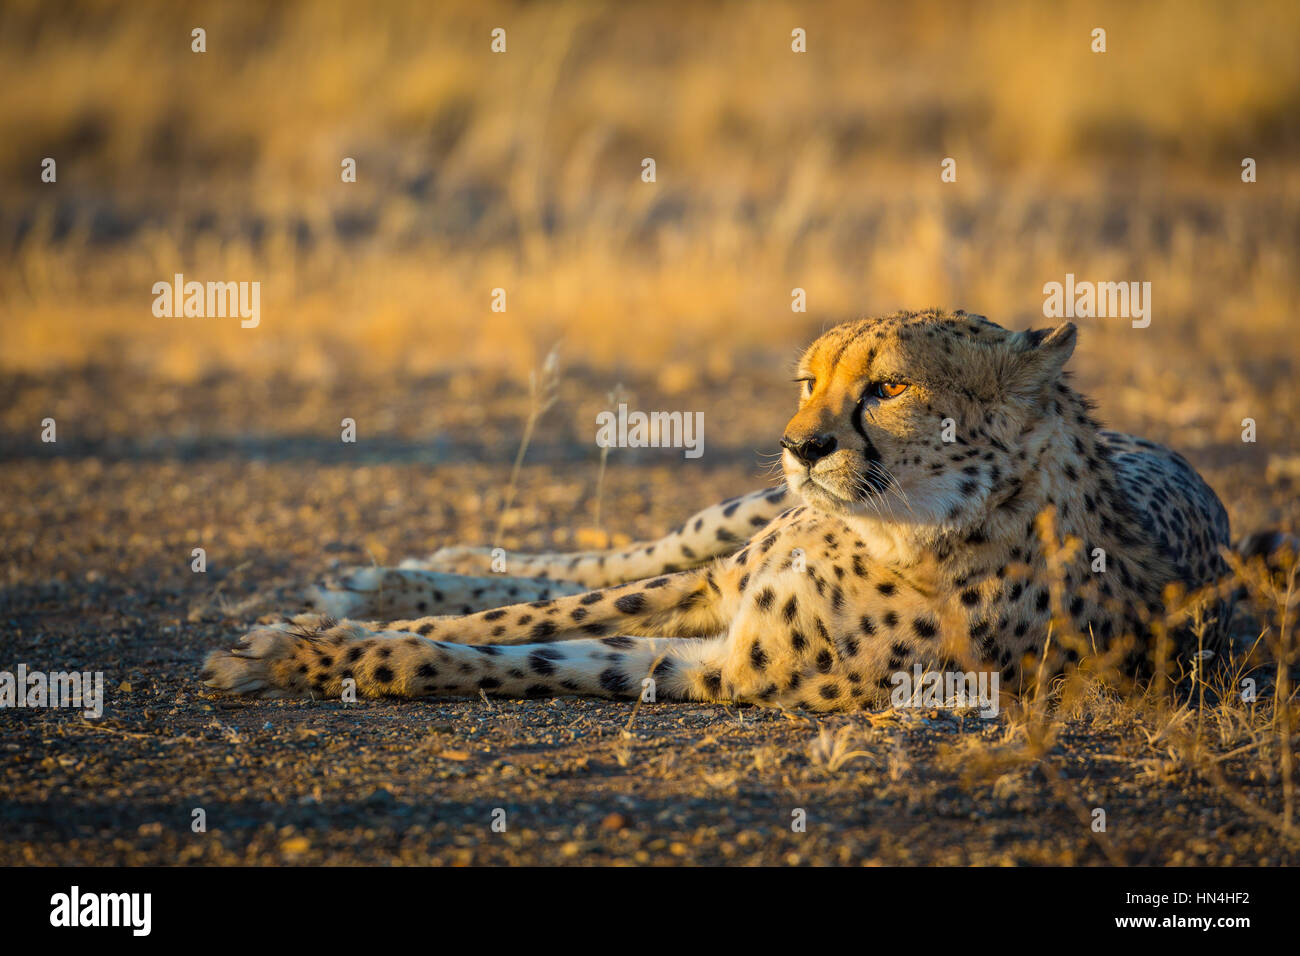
(877, 465), (915, 517)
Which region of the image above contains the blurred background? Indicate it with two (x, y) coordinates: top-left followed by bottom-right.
(1, 0), (1296, 544)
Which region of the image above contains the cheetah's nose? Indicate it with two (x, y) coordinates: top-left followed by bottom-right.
(781, 433), (838, 466)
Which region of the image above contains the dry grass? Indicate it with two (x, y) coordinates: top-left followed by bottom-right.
(808, 723), (877, 774)
(1, 0), (1297, 388)
(929, 518), (1300, 848)
(494, 343), (561, 545)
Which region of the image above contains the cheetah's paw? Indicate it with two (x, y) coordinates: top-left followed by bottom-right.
(201, 618), (332, 698)
(405, 545), (494, 573)
(304, 566), (386, 618)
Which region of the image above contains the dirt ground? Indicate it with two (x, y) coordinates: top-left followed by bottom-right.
(2, 363), (1296, 867)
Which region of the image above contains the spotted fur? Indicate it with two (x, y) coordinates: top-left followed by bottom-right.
(204, 310), (1241, 711)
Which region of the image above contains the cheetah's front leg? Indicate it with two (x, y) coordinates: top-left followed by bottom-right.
(411, 486), (794, 588)
(370, 564), (734, 645)
(204, 564), (739, 697)
(305, 567), (585, 619)
(202, 617), (734, 702)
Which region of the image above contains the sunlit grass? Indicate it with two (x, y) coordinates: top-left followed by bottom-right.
(1, 0), (1297, 385)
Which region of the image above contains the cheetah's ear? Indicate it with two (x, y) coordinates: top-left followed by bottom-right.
(1008, 322), (1077, 393)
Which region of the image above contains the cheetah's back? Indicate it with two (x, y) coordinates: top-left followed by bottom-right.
(1100, 430), (1231, 599)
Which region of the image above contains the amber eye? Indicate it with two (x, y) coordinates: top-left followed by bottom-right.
(869, 381), (909, 400)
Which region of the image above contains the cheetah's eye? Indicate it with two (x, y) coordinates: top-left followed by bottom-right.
(868, 381), (909, 400)
(794, 376), (815, 396)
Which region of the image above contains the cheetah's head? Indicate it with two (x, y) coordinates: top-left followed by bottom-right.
(781, 309), (1077, 535)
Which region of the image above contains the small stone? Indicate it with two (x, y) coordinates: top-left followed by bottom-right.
(280, 836), (310, 855)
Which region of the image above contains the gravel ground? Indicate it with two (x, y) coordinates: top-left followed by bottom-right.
(1, 365), (1296, 866)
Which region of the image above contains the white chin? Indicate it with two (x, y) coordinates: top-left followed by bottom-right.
(792, 474), (853, 514)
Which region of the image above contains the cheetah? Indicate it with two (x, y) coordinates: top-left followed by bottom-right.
(203, 309), (1241, 711)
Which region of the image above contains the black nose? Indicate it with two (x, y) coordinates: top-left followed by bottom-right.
(781, 433), (837, 466)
